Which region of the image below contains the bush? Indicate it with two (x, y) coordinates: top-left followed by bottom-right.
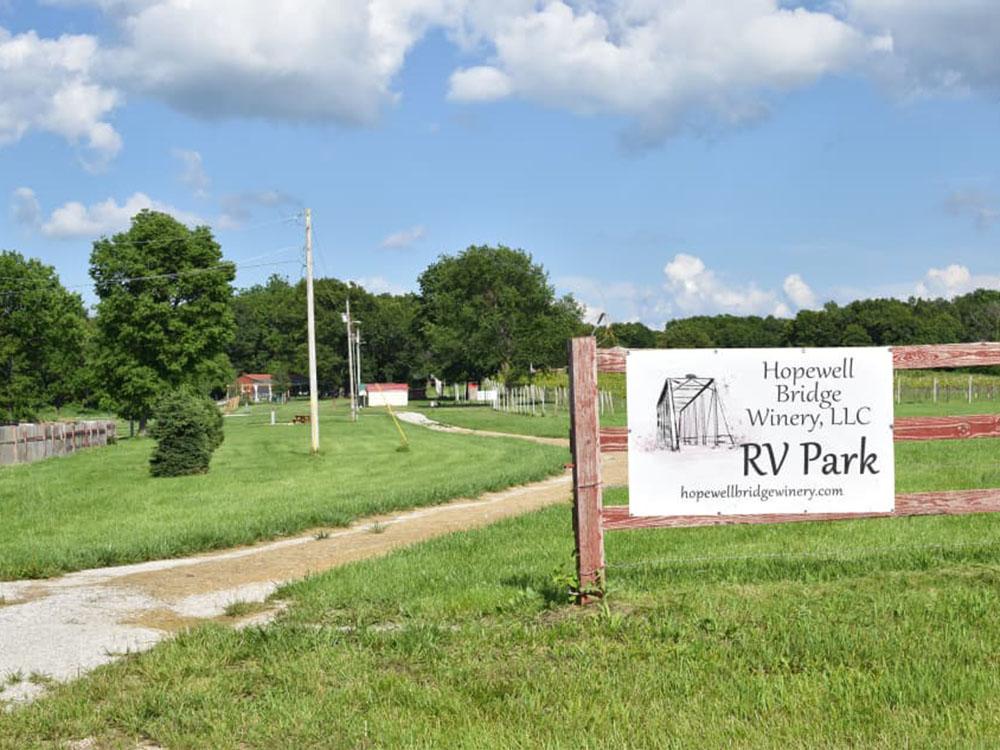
(149, 390), (224, 477)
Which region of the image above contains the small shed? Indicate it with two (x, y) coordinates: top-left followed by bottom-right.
(365, 383), (409, 408)
(236, 373), (275, 403)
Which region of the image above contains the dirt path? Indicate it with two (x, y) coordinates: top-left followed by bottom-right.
(0, 443), (625, 706)
(396, 411), (570, 447)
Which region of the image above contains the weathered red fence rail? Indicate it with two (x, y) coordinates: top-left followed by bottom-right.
(595, 342), (1000, 374)
(570, 340), (1000, 602)
(601, 489), (1000, 531)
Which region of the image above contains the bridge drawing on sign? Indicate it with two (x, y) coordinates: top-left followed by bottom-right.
(655, 374), (736, 452)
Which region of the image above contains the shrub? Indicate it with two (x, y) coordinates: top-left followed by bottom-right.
(149, 390), (224, 477)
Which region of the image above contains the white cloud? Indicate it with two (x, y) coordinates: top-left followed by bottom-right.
(87, 0), (458, 126)
(380, 225), (427, 249)
(447, 1), (874, 143)
(21, 1), (1000, 151)
(558, 274), (668, 327)
(9, 187), (41, 227)
(172, 148), (209, 197)
(448, 66), (512, 101)
(0, 26), (122, 165)
(847, 0), (1000, 96)
(580, 302), (606, 326)
(40, 192), (202, 239)
(352, 275), (412, 296)
(915, 263), (1000, 299)
(782, 273), (817, 309)
(217, 190), (299, 229)
(944, 189), (998, 230)
(663, 253), (788, 316)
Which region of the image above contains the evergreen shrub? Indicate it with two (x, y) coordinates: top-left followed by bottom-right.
(149, 390), (224, 477)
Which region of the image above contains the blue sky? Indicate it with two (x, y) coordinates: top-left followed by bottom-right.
(2, 1), (998, 326)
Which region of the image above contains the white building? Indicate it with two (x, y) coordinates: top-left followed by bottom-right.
(365, 383), (409, 407)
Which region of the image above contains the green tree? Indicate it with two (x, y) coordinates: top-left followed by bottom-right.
(602, 321), (657, 349)
(787, 303), (845, 347)
(229, 275), (303, 375)
(91, 211), (235, 431)
(659, 318), (715, 348)
(840, 323), (874, 346)
(952, 289), (1000, 342)
(659, 314), (789, 348)
(0, 251), (89, 422)
(418, 245), (584, 381)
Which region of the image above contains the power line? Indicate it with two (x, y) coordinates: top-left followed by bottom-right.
(0, 248), (304, 297)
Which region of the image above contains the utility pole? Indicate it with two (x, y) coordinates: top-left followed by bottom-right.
(304, 208), (320, 453)
(354, 322), (362, 411)
(345, 299), (357, 422)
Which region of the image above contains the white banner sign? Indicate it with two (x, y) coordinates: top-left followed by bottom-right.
(626, 347), (895, 516)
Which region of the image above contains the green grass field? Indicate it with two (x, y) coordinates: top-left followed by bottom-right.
(414, 402), (622, 438)
(6, 485), (1000, 747)
(0, 401), (568, 580)
(4, 397), (997, 582)
(895, 400), (1000, 417)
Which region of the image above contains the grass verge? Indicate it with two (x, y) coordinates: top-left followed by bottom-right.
(0, 401), (567, 580)
(5, 487), (1000, 747)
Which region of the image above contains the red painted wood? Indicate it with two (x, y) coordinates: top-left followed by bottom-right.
(596, 342), (1000, 374)
(596, 347), (627, 373)
(892, 342), (1000, 370)
(569, 337), (605, 601)
(599, 427), (628, 453)
(894, 414), (1000, 441)
(600, 489), (1000, 530)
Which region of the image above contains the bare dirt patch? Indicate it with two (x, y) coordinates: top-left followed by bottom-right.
(396, 411), (570, 447)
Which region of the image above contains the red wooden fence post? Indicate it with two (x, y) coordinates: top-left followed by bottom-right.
(568, 336), (605, 603)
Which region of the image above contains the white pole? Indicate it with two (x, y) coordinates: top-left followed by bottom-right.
(355, 323), (362, 412)
(304, 208), (320, 453)
(345, 299), (357, 422)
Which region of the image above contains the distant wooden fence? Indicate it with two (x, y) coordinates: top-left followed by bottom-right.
(0, 421), (117, 467)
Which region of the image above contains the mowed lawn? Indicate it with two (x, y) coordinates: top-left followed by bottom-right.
(415, 402), (625, 438)
(0, 401), (568, 580)
(895, 399), (1000, 417)
(6, 486), (1000, 747)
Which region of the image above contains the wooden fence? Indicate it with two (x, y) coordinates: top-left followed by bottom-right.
(0, 421), (117, 467)
(569, 341), (1000, 603)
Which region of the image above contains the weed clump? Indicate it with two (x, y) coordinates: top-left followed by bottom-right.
(149, 389), (224, 477)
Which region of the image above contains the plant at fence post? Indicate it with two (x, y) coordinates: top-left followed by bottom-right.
(149, 390), (224, 477)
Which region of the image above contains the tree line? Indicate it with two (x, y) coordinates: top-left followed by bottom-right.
(1, 213), (583, 424)
(3, 209), (1000, 424)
